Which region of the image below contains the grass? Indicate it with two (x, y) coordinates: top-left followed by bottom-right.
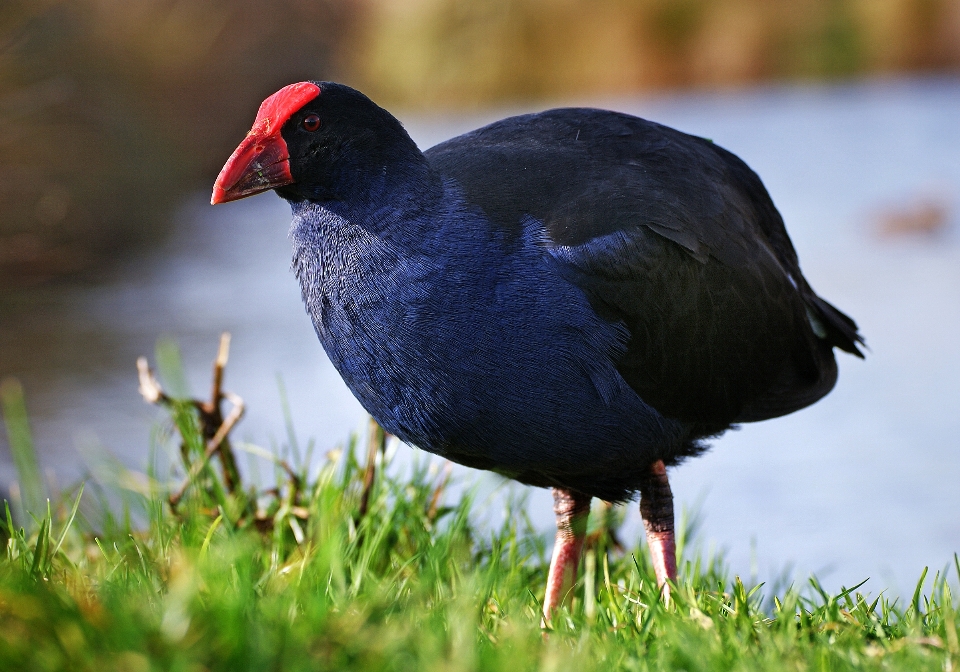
(2, 372), (959, 671)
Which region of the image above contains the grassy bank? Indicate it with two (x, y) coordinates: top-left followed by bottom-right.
(1, 364), (959, 671)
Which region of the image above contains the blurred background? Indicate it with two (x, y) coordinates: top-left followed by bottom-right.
(2, 0), (958, 283)
(1, 0), (959, 594)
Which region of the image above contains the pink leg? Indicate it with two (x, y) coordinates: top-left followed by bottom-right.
(542, 488), (591, 620)
(639, 460), (676, 601)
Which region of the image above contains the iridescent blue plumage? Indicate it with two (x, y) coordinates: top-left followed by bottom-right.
(251, 82), (865, 502)
(212, 79), (864, 610)
(289, 187), (689, 502)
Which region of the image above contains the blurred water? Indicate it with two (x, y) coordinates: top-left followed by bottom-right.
(1, 77), (958, 596)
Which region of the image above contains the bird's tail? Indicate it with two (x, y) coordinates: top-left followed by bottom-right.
(808, 295), (866, 358)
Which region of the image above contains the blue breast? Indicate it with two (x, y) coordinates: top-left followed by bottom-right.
(288, 183), (689, 500)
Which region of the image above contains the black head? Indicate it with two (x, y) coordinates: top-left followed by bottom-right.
(212, 81), (426, 206)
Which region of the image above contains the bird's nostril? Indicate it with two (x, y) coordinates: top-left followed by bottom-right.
(254, 144), (264, 153)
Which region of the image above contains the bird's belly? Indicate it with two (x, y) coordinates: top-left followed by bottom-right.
(314, 284), (691, 500)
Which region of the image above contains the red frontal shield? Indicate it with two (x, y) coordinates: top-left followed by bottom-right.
(211, 82), (320, 204)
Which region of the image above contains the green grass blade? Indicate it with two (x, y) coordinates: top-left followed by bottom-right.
(29, 516), (48, 577)
(199, 514), (223, 560)
(52, 483), (85, 559)
(0, 378), (44, 519)
(155, 337), (190, 398)
(276, 375), (302, 468)
(912, 566), (929, 617)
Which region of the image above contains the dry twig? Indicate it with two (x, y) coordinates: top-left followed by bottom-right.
(427, 461), (454, 522)
(137, 333), (245, 510)
(359, 417), (386, 518)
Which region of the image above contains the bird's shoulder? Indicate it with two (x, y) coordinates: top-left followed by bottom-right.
(425, 107), (795, 269)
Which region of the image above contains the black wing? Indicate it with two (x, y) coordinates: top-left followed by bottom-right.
(425, 108), (863, 427)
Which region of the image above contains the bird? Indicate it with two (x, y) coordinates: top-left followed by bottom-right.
(211, 81), (864, 617)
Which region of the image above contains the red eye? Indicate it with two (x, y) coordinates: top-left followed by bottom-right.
(302, 114), (321, 132)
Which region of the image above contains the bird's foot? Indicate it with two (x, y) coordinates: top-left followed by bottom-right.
(542, 488), (591, 623)
(640, 460), (676, 603)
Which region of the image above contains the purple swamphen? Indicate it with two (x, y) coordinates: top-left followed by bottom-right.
(212, 82), (864, 616)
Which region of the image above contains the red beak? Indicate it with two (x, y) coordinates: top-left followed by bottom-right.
(211, 81), (321, 205)
(211, 120), (293, 204)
